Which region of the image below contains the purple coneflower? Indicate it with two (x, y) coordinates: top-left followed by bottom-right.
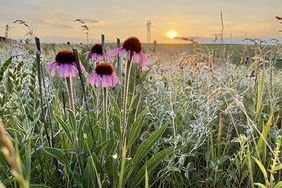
(84, 44), (111, 63)
(48, 50), (85, 77)
(89, 61), (120, 88)
(110, 37), (149, 69)
(110, 37), (150, 141)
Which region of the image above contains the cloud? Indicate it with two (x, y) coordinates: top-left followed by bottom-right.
(83, 18), (101, 24)
(32, 18), (75, 29)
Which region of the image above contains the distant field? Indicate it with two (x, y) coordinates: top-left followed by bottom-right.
(1, 40), (280, 66)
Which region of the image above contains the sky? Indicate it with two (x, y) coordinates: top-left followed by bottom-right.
(0, 0), (281, 44)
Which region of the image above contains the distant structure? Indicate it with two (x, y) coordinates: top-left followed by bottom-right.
(146, 20), (151, 44)
(5, 25), (9, 38)
(153, 40), (157, 52)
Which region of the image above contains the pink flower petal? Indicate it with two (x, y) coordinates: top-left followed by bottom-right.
(105, 54), (112, 62)
(64, 64), (72, 77)
(132, 52), (139, 64)
(92, 54), (97, 61)
(79, 63), (85, 73)
(120, 50), (128, 59)
(138, 52), (149, 69)
(96, 54), (103, 62)
(94, 74), (101, 87)
(58, 64), (65, 77)
(89, 72), (101, 87)
(48, 61), (58, 77)
(126, 51), (131, 61)
(102, 75), (112, 87)
(111, 72), (120, 86)
(110, 48), (123, 56)
(84, 51), (91, 59)
(70, 64), (79, 76)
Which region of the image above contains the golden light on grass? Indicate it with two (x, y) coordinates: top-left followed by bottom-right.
(167, 30), (177, 39)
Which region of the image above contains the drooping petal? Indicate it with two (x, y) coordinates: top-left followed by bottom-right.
(79, 63), (86, 73)
(58, 64), (65, 77)
(96, 54), (103, 62)
(88, 74), (94, 86)
(132, 52), (139, 64)
(56, 63), (79, 78)
(70, 64), (79, 77)
(84, 51), (91, 59)
(106, 75), (112, 87)
(48, 61), (59, 77)
(111, 72), (120, 86)
(64, 64), (72, 77)
(126, 51), (132, 61)
(92, 53), (97, 61)
(101, 75), (109, 87)
(138, 52), (149, 69)
(73, 62), (85, 74)
(94, 74), (101, 87)
(105, 54), (112, 62)
(119, 50), (128, 59)
(89, 72), (101, 87)
(110, 47), (123, 56)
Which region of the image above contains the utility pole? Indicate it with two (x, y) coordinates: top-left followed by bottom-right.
(146, 20), (151, 44)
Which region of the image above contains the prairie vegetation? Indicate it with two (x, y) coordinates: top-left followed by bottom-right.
(0, 38), (282, 188)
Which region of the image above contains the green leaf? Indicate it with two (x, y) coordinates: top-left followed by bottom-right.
(274, 181), (282, 188)
(255, 70), (265, 118)
(0, 57), (12, 69)
(128, 109), (148, 149)
(54, 114), (73, 144)
(137, 70), (150, 84)
(132, 123), (168, 165)
(112, 114), (121, 138)
(42, 147), (68, 167)
(145, 166), (149, 188)
(241, 170), (249, 181)
(252, 157), (269, 184)
(131, 147), (176, 187)
(256, 114), (273, 157)
(110, 94), (121, 118)
(273, 164), (282, 172)
(82, 156), (103, 188)
(247, 144), (254, 188)
(68, 109), (76, 130)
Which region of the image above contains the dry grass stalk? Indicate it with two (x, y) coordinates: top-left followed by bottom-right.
(0, 182), (5, 188)
(206, 88), (235, 107)
(0, 120), (28, 188)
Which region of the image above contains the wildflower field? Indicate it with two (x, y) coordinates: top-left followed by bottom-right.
(0, 37), (282, 188)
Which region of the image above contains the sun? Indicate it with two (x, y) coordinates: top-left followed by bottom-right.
(167, 30), (177, 39)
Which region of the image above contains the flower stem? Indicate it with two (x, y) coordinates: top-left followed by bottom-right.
(122, 56), (132, 141)
(103, 87), (108, 130)
(66, 76), (74, 111)
(118, 138), (127, 188)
